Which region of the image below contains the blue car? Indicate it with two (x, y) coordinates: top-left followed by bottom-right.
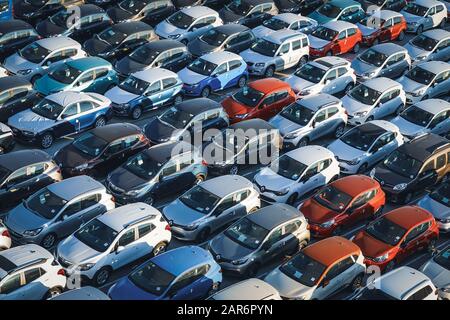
(0, 0), (12, 20)
(108, 246), (222, 300)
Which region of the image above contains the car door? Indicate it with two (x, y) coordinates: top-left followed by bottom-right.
(368, 132), (396, 166)
(321, 68), (339, 95)
(152, 158), (180, 198)
(189, 16), (215, 39)
(77, 100), (98, 130)
(314, 259), (348, 299)
(261, 226), (285, 262)
(344, 191), (373, 226)
(309, 108), (328, 140)
(428, 70), (450, 98)
(2, 164), (44, 204)
(429, 110), (450, 135)
(423, 7), (436, 30)
(0, 86), (31, 121)
(0, 272), (26, 300)
(332, 30), (347, 55)
(73, 70), (96, 92)
(164, 48), (189, 71)
(256, 94), (276, 120)
(134, 222), (157, 258)
(141, 80), (163, 110)
(168, 265), (212, 300)
(431, 38), (450, 62)
(379, 18), (394, 42)
(276, 42), (291, 70)
(416, 160), (438, 192)
(98, 138), (129, 173)
(297, 162), (323, 196)
(53, 103), (80, 138)
(397, 224), (427, 262)
(110, 227), (138, 269)
(212, 62), (229, 91)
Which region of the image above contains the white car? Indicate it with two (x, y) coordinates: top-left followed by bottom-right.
(252, 13), (318, 39)
(405, 29), (450, 65)
(55, 203), (172, 287)
(0, 222), (11, 251)
(402, 0), (447, 34)
(253, 145), (340, 204)
(419, 245), (450, 300)
(0, 244), (67, 300)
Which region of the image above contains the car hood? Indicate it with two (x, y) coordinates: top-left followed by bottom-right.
(209, 232), (254, 261)
(240, 49), (273, 64)
(145, 118), (176, 142)
(107, 8), (133, 23)
(105, 86), (139, 105)
(328, 138), (365, 162)
(34, 75), (68, 95)
(401, 11), (423, 24)
(286, 75), (316, 92)
(163, 199), (207, 227)
(352, 231), (393, 259)
(301, 201), (338, 224)
(4, 53), (39, 74)
(36, 20), (66, 37)
(188, 39), (218, 57)
(6, 203), (50, 234)
(351, 58), (377, 76)
(404, 43), (430, 60)
(356, 22), (378, 37)
(264, 268), (314, 299)
(178, 67), (208, 85)
(57, 236), (100, 265)
(255, 166), (296, 191)
(398, 76), (427, 93)
(219, 8), (243, 23)
(14, 1), (36, 16)
(417, 196), (450, 220)
(221, 97), (250, 117)
(308, 11), (332, 24)
(109, 277), (160, 300)
(374, 163), (414, 185)
(420, 261), (450, 288)
(156, 20), (185, 38)
(84, 38), (113, 56)
(341, 93), (372, 114)
(108, 168), (149, 193)
(391, 116), (426, 137)
(8, 110), (55, 134)
(115, 57), (148, 76)
(252, 26), (274, 39)
(53, 143), (94, 169)
(269, 114), (305, 136)
(307, 35), (330, 49)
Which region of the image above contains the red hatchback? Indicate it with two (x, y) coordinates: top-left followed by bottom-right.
(358, 10), (407, 46)
(301, 175), (386, 238)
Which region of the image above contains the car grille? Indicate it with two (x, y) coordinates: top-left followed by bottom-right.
(246, 62), (254, 67)
(108, 182), (125, 194)
(58, 256), (73, 269)
(335, 156), (353, 165)
(209, 247), (232, 263)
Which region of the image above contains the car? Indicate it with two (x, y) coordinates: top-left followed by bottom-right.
(3, 37), (87, 83)
(0, 244), (66, 300)
(13, 0), (85, 24)
(419, 245), (450, 299)
(8, 91), (113, 149)
(208, 278), (282, 300)
(285, 56), (356, 97)
(0, 149), (63, 210)
(252, 13), (318, 39)
(36, 4), (113, 42)
(371, 133), (450, 203)
(0, 20), (40, 62)
(163, 175), (260, 242)
(308, 21), (362, 58)
(53, 123), (150, 177)
(405, 29), (450, 65)
(205, 119), (282, 175)
(86, 0), (120, 8)
(56, 203), (172, 286)
(300, 175), (386, 237)
(241, 30), (310, 77)
(106, 141), (208, 206)
(352, 205), (439, 272)
(49, 286), (110, 300)
(4, 175), (116, 249)
(106, 0), (176, 26)
(106, 68), (183, 119)
(0, 0), (12, 21)
(275, 0), (325, 15)
(352, 44), (411, 82)
(172, 0), (206, 8)
(270, 93), (347, 149)
(179, 51), (248, 98)
(401, 0), (447, 34)
(354, 266), (438, 300)
(253, 145), (340, 204)
(264, 236), (366, 300)
(0, 222), (11, 251)
(357, 10), (407, 46)
(155, 6), (223, 44)
(33, 57), (119, 96)
(115, 40), (192, 78)
(219, 0), (279, 28)
(329, 121), (405, 174)
(207, 203), (309, 276)
(417, 181), (450, 232)
(144, 98), (229, 144)
(221, 78), (296, 123)
(391, 99), (450, 139)
(187, 24), (256, 58)
(308, 0), (366, 24)
(0, 123), (14, 154)
(83, 21), (157, 62)
(342, 78), (407, 125)
(108, 245), (222, 300)
(359, 0), (407, 14)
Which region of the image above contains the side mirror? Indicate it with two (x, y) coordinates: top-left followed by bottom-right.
(400, 241), (407, 249)
(167, 288), (178, 298)
(60, 114), (68, 119)
(311, 120), (316, 128)
(44, 60), (52, 66)
(115, 245), (125, 254)
(62, 215), (69, 221)
(301, 175), (310, 183)
(261, 242), (271, 251)
(324, 79), (331, 85)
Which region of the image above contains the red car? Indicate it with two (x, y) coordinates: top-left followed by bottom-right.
(353, 206), (439, 272)
(221, 78), (296, 124)
(308, 21), (362, 57)
(358, 10), (407, 46)
(301, 175), (386, 238)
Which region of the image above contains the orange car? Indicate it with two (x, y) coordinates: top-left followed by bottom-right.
(301, 175), (386, 238)
(352, 206), (439, 272)
(358, 10), (407, 46)
(221, 78), (296, 124)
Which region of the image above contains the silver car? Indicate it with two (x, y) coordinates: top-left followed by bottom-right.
(163, 175), (260, 242)
(417, 181), (450, 232)
(270, 93), (347, 149)
(208, 278), (282, 300)
(405, 29), (450, 65)
(252, 13), (318, 39)
(419, 246), (450, 300)
(401, 0), (447, 34)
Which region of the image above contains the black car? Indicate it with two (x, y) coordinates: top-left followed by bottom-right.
(85, 0), (120, 8)
(53, 123), (150, 178)
(0, 20), (40, 62)
(275, 0), (325, 15)
(13, 0), (85, 24)
(359, 0), (407, 13)
(219, 0), (278, 28)
(187, 24), (255, 58)
(115, 40), (191, 79)
(107, 0), (176, 26)
(0, 123), (14, 155)
(202, 0), (233, 10)
(83, 21), (157, 62)
(36, 4), (113, 43)
(0, 149), (63, 209)
(0, 76), (41, 123)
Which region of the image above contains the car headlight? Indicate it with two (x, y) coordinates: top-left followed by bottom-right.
(348, 157), (362, 165)
(74, 163), (89, 171)
(284, 131), (301, 139)
(235, 113), (248, 119)
(184, 223), (199, 231)
(232, 258), (248, 265)
(299, 89), (311, 95)
(370, 168), (376, 178)
(362, 72), (375, 78)
(411, 89), (426, 97)
(275, 187), (290, 196)
(255, 63), (265, 68)
(393, 183), (408, 191)
(415, 55), (427, 61)
(373, 252), (389, 262)
(23, 228), (43, 236)
(169, 34), (181, 39)
(320, 219), (335, 228)
(441, 218), (450, 224)
(125, 189), (142, 197)
(77, 263), (95, 271)
(354, 111), (368, 117)
(17, 69), (32, 75)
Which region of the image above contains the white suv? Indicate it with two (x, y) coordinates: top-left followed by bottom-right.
(55, 203), (172, 287)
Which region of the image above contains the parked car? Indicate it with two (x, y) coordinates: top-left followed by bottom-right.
(359, 0), (407, 14)
(0, 222), (11, 251)
(86, 0), (120, 8)
(275, 0), (325, 15)
(106, 68), (183, 119)
(252, 13), (318, 39)
(265, 236), (366, 300)
(208, 278), (282, 300)
(50, 286), (110, 300)
(418, 181), (450, 232)
(13, 0), (85, 24)
(270, 93), (347, 149)
(219, 0), (278, 28)
(309, 0), (366, 24)
(401, 0), (447, 34)
(0, 123), (13, 154)
(241, 29), (310, 77)
(0, 149), (62, 209)
(221, 78), (296, 123)
(253, 145), (340, 204)
(53, 123), (150, 177)
(0, 244), (66, 300)
(419, 245), (450, 299)
(107, 0), (176, 26)
(357, 10), (407, 46)
(405, 29), (450, 65)
(0, 0), (12, 20)
(172, 0), (206, 8)
(107, 246), (222, 299)
(56, 203), (171, 286)
(0, 20), (40, 62)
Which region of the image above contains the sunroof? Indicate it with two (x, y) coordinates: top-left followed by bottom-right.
(0, 256), (17, 273)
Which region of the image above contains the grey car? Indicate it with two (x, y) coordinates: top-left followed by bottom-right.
(352, 43), (412, 82)
(207, 203), (310, 277)
(417, 181), (450, 232)
(405, 29), (450, 65)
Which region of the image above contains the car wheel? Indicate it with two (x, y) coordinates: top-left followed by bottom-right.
(395, 103), (405, 115)
(298, 55), (308, 68)
(31, 74), (42, 84)
(44, 287), (62, 299)
(41, 233), (56, 249)
(416, 25), (423, 34)
(245, 263), (260, 277)
(286, 193), (298, 205)
(357, 163), (368, 174)
(153, 241), (168, 256)
(334, 123), (345, 138)
(332, 226), (342, 236)
(174, 94), (183, 105)
(384, 261), (395, 273)
(194, 174), (205, 185)
(297, 137), (309, 147)
(237, 76), (247, 88)
(131, 106), (143, 120)
(94, 267), (111, 287)
(349, 273), (364, 291)
(264, 66), (275, 77)
(94, 116), (106, 128)
(201, 86), (211, 98)
(366, 116), (374, 122)
(249, 207), (259, 213)
(352, 43), (360, 54)
(344, 82), (354, 94)
(372, 38), (379, 46)
(196, 228), (211, 243)
(440, 18), (446, 28)
(326, 50), (333, 56)
(40, 132), (54, 149)
(144, 196), (154, 206)
(397, 31), (405, 41)
(229, 165), (239, 175)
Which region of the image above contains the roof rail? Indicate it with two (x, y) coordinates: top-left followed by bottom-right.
(123, 214), (157, 229)
(8, 258), (47, 275)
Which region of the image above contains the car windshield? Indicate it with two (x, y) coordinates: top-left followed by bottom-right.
(74, 219), (118, 253)
(365, 216), (407, 246)
(26, 188), (67, 220)
(72, 132), (109, 157)
(340, 126), (381, 151)
(128, 46), (161, 65)
(294, 63), (326, 83)
(429, 182), (450, 207)
(403, 3), (428, 16)
(317, 3), (342, 18)
(97, 28), (127, 45)
(232, 86), (265, 108)
(356, 288), (396, 300)
(31, 99), (64, 120)
(251, 38), (279, 57)
(168, 11), (195, 29)
(200, 29), (229, 46)
(119, 76), (150, 95)
(314, 185), (353, 212)
(280, 102), (315, 126)
(263, 17), (290, 30)
(27, 0), (46, 6)
(124, 152), (162, 180)
(400, 105), (434, 127)
(0, 166), (9, 183)
(19, 43), (51, 64)
(187, 58), (218, 76)
(225, 217), (269, 250)
(280, 252), (327, 287)
(179, 185), (221, 214)
(349, 84), (382, 106)
(383, 150), (422, 178)
(270, 154), (307, 180)
(311, 26), (338, 41)
(119, 0), (147, 14)
(158, 106), (194, 129)
(227, 1), (252, 16)
(49, 10), (72, 28)
(433, 247), (450, 270)
(129, 261), (176, 296)
(48, 63), (82, 85)
(405, 66), (436, 85)
(358, 49), (387, 67)
(365, 0), (386, 6)
(410, 34), (439, 51)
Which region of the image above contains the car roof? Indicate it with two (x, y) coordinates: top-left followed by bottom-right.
(0, 244), (52, 275)
(67, 57), (111, 70)
(0, 20), (33, 35)
(332, 175), (380, 197)
(176, 98), (222, 115)
(413, 99), (450, 114)
(364, 77), (402, 92)
(313, 56), (350, 69)
(47, 175), (105, 201)
(298, 93), (341, 111)
(0, 150), (51, 172)
(417, 60), (450, 74)
(229, 118), (275, 131)
(153, 246), (211, 276)
(141, 141), (195, 164)
(323, 20), (357, 32)
(244, 0), (273, 6)
(367, 120), (400, 133)
(375, 9), (403, 20)
(249, 78), (290, 93)
(421, 28), (450, 41)
(202, 51), (243, 64)
(112, 21), (153, 34)
(50, 286), (110, 300)
(285, 145), (334, 165)
(46, 91), (103, 107)
(0, 76), (31, 91)
(78, 4), (106, 16)
(371, 43), (406, 56)
(303, 236), (361, 267)
(215, 24), (249, 34)
(133, 68), (178, 83)
(329, 0), (361, 8)
(398, 133), (450, 162)
(141, 40), (185, 51)
(181, 6), (218, 18)
(385, 206), (433, 230)
(248, 204), (302, 230)
(98, 203), (161, 232)
(90, 123), (142, 142)
(211, 279), (279, 300)
(414, 0), (443, 8)
(273, 13), (305, 24)
(201, 175), (253, 198)
(36, 37), (82, 51)
(264, 29), (306, 44)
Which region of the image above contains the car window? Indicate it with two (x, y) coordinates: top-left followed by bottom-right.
(94, 68), (109, 79)
(81, 194), (100, 210)
(325, 69), (337, 81)
(78, 71), (95, 84)
(351, 193), (368, 209)
(177, 153), (194, 170)
(273, 90), (289, 102)
(24, 268), (44, 284)
(303, 162), (319, 179)
(422, 160), (435, 173)
(284, 220), (301, 234)
(228, 60), (243, 71)
(279, 43), (290, 55)
(292, 40), (302, 51)
(62, 199), (82, 217)
(347, 28), (357, 36)
(162, 77), (178, 89)
(384, 19), (393, 27)
(436, 38), (450, 51)
(0, 274), (22, 294)
(327, 106), (339, 117)
(265, 227), (283, 247)
(62, 104), (78, 117)
(315, 109), (327, 122)
(325, 257), (354, 280)
(147, 81), (161, 95)
(123, 135), (140, 148)
(235, 189), (250, 202)
(11, 87), (30, 100)
(429, 110), (449, 128)
(337, 67), (347, 77)
(169, 48), (184, 61)
(434, 71), (449, 84)
(215, 63), (228, 75)
(118, 228), (136, 247)
(261, 94), (275, 107)
(138, 223), (155, 238)
(405, 222), (430, 242)
(338, 31), (346, 40)
(215, 194), (236, 214)
(79, 101), (94, 113)
(436, 154), (446, 169)
(7, 163), (47, 185)
(407, 285), (434, 300)
(393, 16), (402, 24)
(161, 160), (177, 177)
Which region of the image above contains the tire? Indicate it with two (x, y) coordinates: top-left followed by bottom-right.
(344, 82), (354, 94)
(93, 267), (111, 287)
(397, 30), (405, 41)
(201, 86), (211, 98)
(297, 137), (309, 148)
(245, 263), (260, 277)
(334, 123), (345, 138)
(131, 106), (143, 120)
(194, 174), (205, 185)
(229, 165), (238, 175)
(44, 287), (62, 299)
(153, 241), (168, 256)
(440, 18), (446, 28)
(174, 94), (183, 105)
(40, 132), (54, 149)
(352, 43), (360, 54)
(395, 103), (405, 115)
(264, 66), (275, 78)
(298, 55), (308, 68)
(237, 76), (247, 88)
(144, 195), (154, 206)
(41, 233), (57, 249)
(326, 50), (333, 56)
(287, 193), (298, 205)
(416, 25), (423, 35)
(349, 273), (364, 291)
(196, 228), (211, 243)
(357, 163), (368, 174)
(94, 116), (106, 128)
(372, 38), (379, 46)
